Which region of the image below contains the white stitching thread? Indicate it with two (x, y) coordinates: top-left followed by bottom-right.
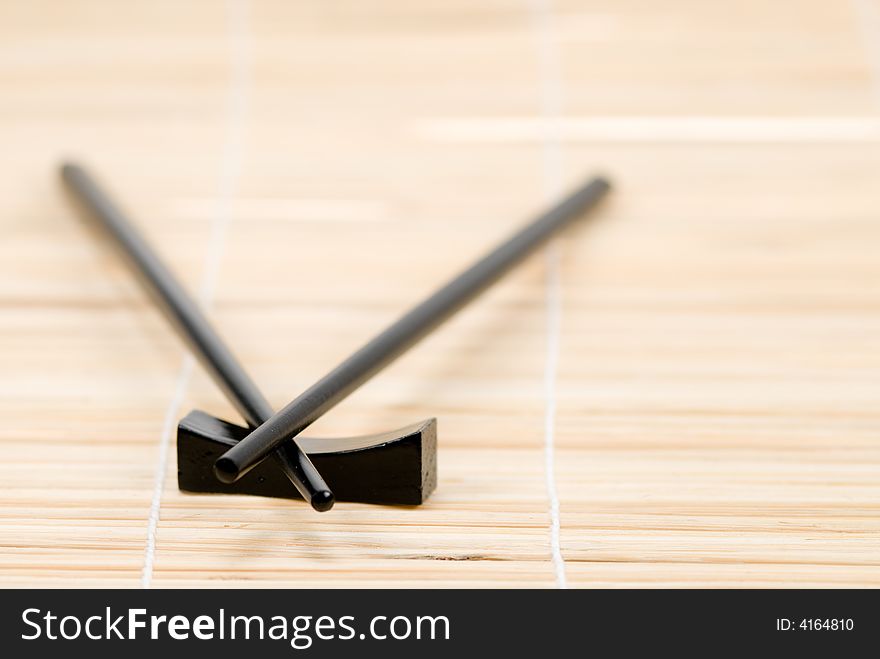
(141, 0), (251, 588)
(529, 0), (568, 589)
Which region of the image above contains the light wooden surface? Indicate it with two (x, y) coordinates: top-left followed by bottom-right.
(1, 0), (879, 588)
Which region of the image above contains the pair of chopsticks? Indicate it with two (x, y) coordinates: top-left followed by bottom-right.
(63, 162), (610, 510)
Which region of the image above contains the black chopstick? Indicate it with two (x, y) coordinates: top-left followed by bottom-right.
(214, 176), (611, 483)
(61, 162), (334, 511)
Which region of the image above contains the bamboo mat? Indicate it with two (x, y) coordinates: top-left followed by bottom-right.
(1, 0), (879, 588)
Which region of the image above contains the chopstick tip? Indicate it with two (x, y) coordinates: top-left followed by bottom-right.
(592, 174), (613, 192)
(59, 160), (84, 182)
(310, 489), (335, 512)
(213, 456), (240, 484)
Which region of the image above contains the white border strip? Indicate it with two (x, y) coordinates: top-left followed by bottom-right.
(416, 116), (880, 143)
(141, 0), (251, 589)
(529, 0), (568, 589)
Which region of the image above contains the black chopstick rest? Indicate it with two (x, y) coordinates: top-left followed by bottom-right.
(178, 411), (436, 505)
